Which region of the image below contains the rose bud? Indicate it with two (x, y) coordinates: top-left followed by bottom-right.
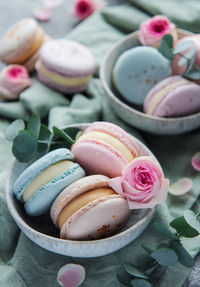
(109, 156), (169, 209)
(0, 65), (31, 101)
(71, 0), (106, 20)
(139, 15), (178, 48)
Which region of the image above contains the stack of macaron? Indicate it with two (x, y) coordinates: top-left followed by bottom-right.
(13, 122), (142, 240)
(35, 39), (96, 93)
(0, 18), (49, 72)
(112, 15), (200, 118)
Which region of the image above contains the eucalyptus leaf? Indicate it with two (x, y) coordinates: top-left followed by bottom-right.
(171, 241), (194, 267)
(5, 119), (25, 141)
(116, 268), (133, 286)
(178, 56), (188, 67)
(131, 279), (152, 287)
(184, 210), (200, 234)
(38, 124), (52, 152)
(123, 262), (148, 279)
(153, 222), (177, 240)
(27, 114), (41, 138)
(144, 264), (158, 276)
(173, 40), (194, 54)
(53, 126), (75, 146)
(12, 130), (38, 162)
(63, 127), (82, 141)
(183, 70), (200, 80)
(158, 34), (174, 61)
(150, 248), (178, 266)
(141, 243), (157, 254)
(170, 216), (199, 238)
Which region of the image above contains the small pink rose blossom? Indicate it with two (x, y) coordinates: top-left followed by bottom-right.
(191, 152), (200, 171)
(0, 65), (31, 101)
(57, 263), (85, 287)
(71, 0), (106, 20)
(109, 156), (169, 209)
(139, 15), (178, 48)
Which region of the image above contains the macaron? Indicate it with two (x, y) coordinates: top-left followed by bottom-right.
(0, 18), (48, 72)
(35, 39), (96, 94)
(112, 46), (171, 105)
(71, 121), (140, 177)
(144, 76), (200, 117)
(171, 35), (200, 77)
(13, 148), (85, 216)
(50, 175), (130, 240)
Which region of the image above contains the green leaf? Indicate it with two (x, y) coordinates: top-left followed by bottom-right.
(158, 34), (174, 61)
(171, 241), (194, 267)
(184, 47), (197, 60)
(150, 248), (178, 266)
(38, 124), (52, 153)
(178, 56), (188, 67)
(116, 268), (133, 286)
(12, 130), (38, 162)
(131, 279), (152, 287)
(5, 119), (25, 141)
(27, 115), (41, 138)
(144, 264), (158, 276)
(141, 243), (157, 254)
(153, 222), (177, 240)
(123, 262), (148, 279)
(53, 126), (75, 147)
(173, 40), (194, 54)
(184, 210), (200, 233)
(183, 70), (200, 80)
(170, 216), (199, 238)
(63, 127), (82, 141)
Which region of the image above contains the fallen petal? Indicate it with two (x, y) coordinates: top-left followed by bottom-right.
(169, 178), (193, 196)
(33, 6), (51, 21)
(57, 263), (85, 287)
(191, 152), (200, 171)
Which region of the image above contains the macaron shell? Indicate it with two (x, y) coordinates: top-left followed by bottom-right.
(51, 174), (109, 226)
(0, 19), (41, 64)
(24, 163), (85, 216)
(13, 148), (74, 201)
(39, 39), (96, 76)
(60, 194), (130, 240)
(85, 121), (140, 157)
(71, 138), (128, 177)
(113, 46), (171, 105)
(153, 83), (200, 117)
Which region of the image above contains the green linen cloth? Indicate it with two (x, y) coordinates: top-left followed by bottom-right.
(1, 1), (200, 287)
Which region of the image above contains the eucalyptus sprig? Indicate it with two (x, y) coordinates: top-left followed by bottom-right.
(116, 209), (200, 287)
(5, 115), (82, 162)
(158, 34), (200, 80)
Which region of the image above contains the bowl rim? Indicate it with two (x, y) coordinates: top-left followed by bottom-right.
(100, 29), (200, 123)
(5, 123), (155, 247)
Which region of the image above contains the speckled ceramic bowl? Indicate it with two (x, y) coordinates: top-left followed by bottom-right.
(5, 124), (156, 258)
(100, 29), (200, 135)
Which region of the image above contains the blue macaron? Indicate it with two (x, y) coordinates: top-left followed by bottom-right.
(13, 148), (85, 216)
(112, 46), (171, 105)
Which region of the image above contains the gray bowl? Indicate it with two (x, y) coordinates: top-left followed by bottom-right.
(5, 123), (156, 258)
(100, 30), (200, 135)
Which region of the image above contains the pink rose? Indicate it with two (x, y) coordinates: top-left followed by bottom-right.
(109, 156), (169, 209)
(139, 15), (178, 48)
(71, 0), (106, 20)
(0, 65), (31, 100)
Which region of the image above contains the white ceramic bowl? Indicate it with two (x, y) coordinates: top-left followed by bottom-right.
(100, 30), (200, 135)
(6, 123), (156, 258)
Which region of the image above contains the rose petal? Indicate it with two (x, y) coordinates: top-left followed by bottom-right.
(109, 177), (124, 196)
(169, 177), (193, 196)
(33, 6), (51, 21)
(57, 264), (85, 287)
(191, 152), (200, 171)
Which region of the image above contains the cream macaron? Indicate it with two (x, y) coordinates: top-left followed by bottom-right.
(0, 18), (49, 72)
(50, 175), (130, 240)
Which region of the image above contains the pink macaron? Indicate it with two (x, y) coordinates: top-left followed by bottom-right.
(50, 175), (130, 240)
(71, 122), (140, 177)
(144, 75), (200, 117)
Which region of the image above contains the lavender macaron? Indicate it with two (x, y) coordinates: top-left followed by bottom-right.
(36, 39), (96, 94)
(144, 76), (200, 117)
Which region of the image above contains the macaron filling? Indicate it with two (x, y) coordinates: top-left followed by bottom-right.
(22, 160), (74, 202)
(146, 80), (187, 115)
(37, 60), (91, 87)
(58, 187), (115, 229)
(78, 131), (134, 162)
